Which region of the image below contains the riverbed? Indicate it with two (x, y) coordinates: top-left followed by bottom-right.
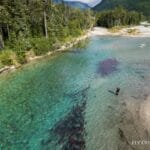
(0, 36), (150, 150)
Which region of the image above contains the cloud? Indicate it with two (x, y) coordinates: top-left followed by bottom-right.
(64, 0), (102, 7)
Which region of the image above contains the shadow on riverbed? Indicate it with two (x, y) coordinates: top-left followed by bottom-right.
(64, 85), (90, 100)
(41, 86), (90, 150)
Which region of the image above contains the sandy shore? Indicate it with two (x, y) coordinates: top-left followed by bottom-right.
(90, 25), (150, 37)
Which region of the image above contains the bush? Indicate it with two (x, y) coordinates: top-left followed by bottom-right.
(8, 34), (32, 52)
(30, 38), (53, 55)
(127, 28), (139, 34)
(0, 50), (16, 66)
(16, 51), (27, 64)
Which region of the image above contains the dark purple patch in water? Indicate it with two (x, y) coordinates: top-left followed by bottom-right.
(97, 58), (119, 76)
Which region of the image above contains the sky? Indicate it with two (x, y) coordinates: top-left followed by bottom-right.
(64, 0), (102, 7)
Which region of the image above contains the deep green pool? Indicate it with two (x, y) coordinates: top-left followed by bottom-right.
(0, 36), (150, 150)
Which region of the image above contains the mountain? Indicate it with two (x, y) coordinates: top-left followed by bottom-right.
(54, 0), (102, 7)
(64, 1), (91, 9)
(54, 0), (91, 9)
(93, 0), (150, 18)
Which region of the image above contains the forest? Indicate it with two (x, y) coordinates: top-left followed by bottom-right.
(93, 0), (150, 21)
(0, 0), (94, 67)
(96, 7), (143, 28)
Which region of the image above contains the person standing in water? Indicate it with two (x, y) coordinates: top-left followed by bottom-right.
(115, 87), (120, 96)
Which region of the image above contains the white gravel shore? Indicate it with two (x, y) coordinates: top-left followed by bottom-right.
(90, 25), (150, 37)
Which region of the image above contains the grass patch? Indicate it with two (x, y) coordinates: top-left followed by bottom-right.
(127, 28), (139, 35)
(108, 26), (125, 33)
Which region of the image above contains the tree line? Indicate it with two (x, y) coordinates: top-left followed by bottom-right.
(96, 7), (144, 28)
(0, 0), (94, 66)
(93, 0), (150, 21)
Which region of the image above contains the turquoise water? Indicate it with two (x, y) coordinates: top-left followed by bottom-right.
(0, 36), (150, 149)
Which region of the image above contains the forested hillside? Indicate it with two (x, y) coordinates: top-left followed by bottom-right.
(93, 0), (150, 20)
(0, 0), (94, 67)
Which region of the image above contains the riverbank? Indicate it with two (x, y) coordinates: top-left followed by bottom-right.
(27, 32), (91, 61)
(90, 24), (150, 37)
(1, 24), (150, 75)
(0, 31), (91, 74)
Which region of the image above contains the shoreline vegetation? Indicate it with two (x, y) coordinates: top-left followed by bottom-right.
(0, 30), (91, 74)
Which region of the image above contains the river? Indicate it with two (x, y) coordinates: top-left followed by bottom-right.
(0, 36), (150, 150)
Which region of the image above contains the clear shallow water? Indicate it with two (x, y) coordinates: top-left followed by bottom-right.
(0, 36), (150, 149)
